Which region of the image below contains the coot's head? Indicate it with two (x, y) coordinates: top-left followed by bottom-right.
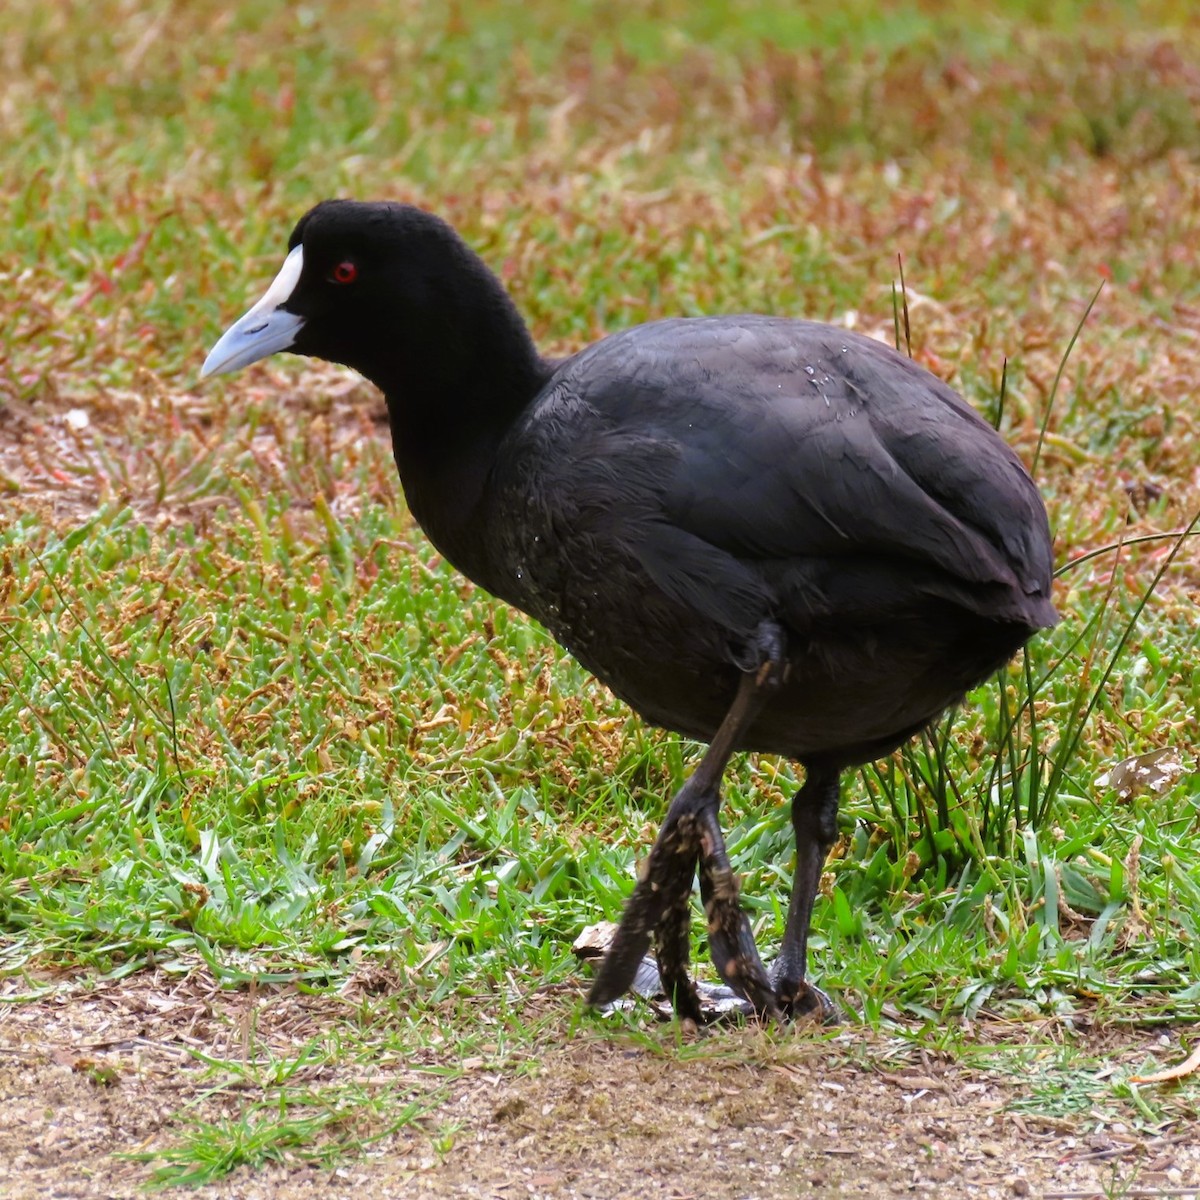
(201, 200), (524, 391)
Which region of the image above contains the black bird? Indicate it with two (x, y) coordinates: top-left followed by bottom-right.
(202, 200), (1057, 1022)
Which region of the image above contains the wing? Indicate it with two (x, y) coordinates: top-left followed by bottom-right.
(523, 316), (1056, 637)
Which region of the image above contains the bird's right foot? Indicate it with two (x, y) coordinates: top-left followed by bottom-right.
(587, 799), (779, 1023)
(590, 635), (787, 1023)
(697, 808), (779, 1019)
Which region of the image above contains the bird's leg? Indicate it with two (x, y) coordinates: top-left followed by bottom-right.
(696, 805), (779, 1018)
(589, 621), (785, 1021)
(653, 867), (705, 1024)
(587, 678), (760, 1018)
(770, 765), (841, 1021)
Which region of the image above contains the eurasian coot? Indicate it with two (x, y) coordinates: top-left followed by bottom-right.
(202, 200), (1057, 1023)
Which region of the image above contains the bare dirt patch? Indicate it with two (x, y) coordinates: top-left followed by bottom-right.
(2, 969), (1198, 1199)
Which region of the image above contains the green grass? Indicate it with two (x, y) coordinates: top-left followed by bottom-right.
(3, 0), (1200, 1186)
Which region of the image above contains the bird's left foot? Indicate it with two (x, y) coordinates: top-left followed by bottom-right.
(771, 970), (840, 1024)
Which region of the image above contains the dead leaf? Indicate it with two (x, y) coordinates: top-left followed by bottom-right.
(1096, 747), (1184, 801)
(571, 922), (618, 961)
(880, 1073), (947, 1091)
(1130, 1043), (1200, 1085)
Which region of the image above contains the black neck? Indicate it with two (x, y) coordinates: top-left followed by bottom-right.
(360, 270), (553, 588)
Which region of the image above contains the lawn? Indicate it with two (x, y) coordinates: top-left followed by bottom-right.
(2, 1), (1199, 1195)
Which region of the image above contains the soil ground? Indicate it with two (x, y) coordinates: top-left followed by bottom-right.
(2, 969), (1197, 1200)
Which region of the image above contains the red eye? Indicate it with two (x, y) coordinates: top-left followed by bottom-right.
(331, 261), (357, 284)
